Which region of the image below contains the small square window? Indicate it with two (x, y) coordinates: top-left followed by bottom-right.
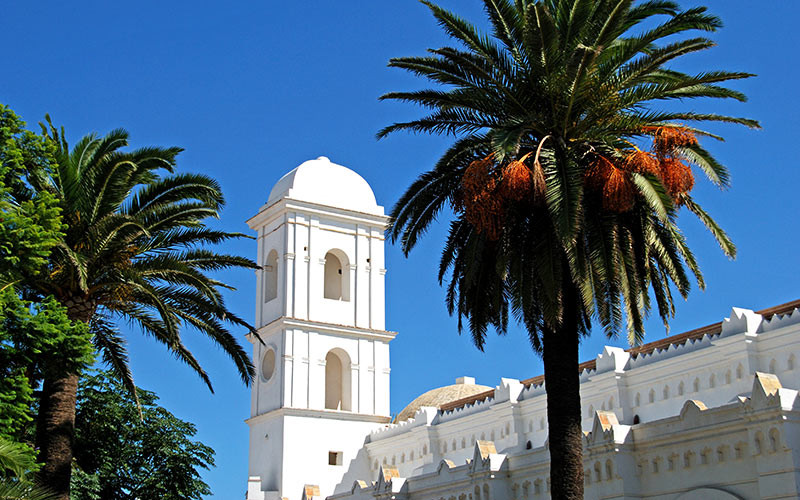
(328, 451), (343, 466)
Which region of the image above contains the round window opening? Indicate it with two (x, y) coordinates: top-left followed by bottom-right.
(261, 349), (276, 382)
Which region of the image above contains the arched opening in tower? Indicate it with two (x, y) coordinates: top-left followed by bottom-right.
(325, 349), (352, 411)
(264, 249), (279, 302)
(323, 250), (350, 301)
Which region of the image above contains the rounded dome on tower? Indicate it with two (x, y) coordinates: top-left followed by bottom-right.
(395, 377), (492, 423)
(267, 156), (383, 215)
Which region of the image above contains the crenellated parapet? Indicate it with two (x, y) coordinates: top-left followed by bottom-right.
(331, 372), (800, 499)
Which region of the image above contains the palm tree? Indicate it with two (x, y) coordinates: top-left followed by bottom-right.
(379, 1), (758, 498)
(17, 120), (258, 499)
(0, 438), (56, 500)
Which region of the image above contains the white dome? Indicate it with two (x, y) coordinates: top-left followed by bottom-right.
(267, 157), (383, 215)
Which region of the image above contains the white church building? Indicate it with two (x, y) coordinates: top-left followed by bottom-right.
(244, 157), (800, 500)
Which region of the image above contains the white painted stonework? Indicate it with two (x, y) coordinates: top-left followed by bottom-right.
(245, 158), (800, 500)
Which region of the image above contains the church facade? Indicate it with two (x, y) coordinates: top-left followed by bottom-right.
(244, 157), (800, 500)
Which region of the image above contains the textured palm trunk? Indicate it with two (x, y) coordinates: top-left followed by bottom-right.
(35, 296), (95, 500)
(543, 300), (584, 499)
(36, 372), (79, 499)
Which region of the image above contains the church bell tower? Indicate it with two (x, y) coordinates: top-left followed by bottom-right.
(244, 157), (394, 500)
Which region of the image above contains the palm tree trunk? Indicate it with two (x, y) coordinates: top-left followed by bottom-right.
(35, 372), (79, 500)
(35, 296), (95, 500)
(543, 297), (584, 499)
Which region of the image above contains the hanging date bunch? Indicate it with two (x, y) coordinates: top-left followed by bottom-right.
(460, 154), (504, 240)
(459, 150), (547, 239)
(500, 151), (547, 203)
(585, 125), (699, 212)
(646, 125), (698, 202)
(586, 154), (638, 212)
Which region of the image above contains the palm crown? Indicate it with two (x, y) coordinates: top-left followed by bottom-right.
(24, 120), (258, 393)
(382, 0), (758, 348)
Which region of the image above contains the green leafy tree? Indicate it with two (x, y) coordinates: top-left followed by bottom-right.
(0, 104), (62, 290)
(8, 120), (258, 499)
(69, 371), (214, 500)
(380, 1), (757, 497)
(0, 104), (90, 500)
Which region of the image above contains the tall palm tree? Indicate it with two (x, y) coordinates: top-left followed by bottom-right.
(380, 1), (757, 498)
(18, 120), (258, 499)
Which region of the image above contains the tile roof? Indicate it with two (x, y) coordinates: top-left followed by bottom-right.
(397, 382), (493, 422)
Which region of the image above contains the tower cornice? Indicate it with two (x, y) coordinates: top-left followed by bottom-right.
(247, 197), (390, 231)
(245, 407), (392, 426)
(249, 316), (398, 342)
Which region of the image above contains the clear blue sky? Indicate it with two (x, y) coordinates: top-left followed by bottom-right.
(2, 1), (798, 497)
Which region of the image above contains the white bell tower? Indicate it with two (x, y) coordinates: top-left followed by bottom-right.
(244, 157), (394, 500)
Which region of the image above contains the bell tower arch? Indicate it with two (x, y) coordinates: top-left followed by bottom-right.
(245, 157), (394, 500)
(324, 348), (352, 411)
